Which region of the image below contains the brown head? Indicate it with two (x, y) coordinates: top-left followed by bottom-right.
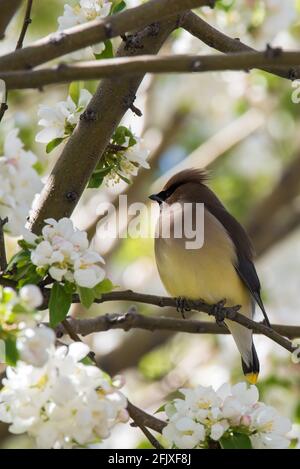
(149, 168), (254, 260)
(149, 169), (211, 206)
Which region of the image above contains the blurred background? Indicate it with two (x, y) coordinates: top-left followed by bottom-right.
(1, 0), (300, 449)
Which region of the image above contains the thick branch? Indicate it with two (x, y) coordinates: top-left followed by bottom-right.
(3, 50), (300, 89)
(182, 11), (300, 80)
(57, 310), (300, 341)
(0, 0), (211, 72)
(28, 18), (179, 234)
(0, 0), (22, 40)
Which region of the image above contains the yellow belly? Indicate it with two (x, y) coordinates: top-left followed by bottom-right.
(154, 208), (250, 309)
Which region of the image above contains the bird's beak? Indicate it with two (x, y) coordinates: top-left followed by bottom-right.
(149, 193), (163, 204)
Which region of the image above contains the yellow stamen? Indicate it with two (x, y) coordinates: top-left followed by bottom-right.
(245, 372), (259, 385)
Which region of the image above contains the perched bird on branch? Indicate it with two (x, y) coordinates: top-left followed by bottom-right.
(150, 169), (270, 384)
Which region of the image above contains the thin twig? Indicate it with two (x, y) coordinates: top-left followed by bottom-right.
(127, 401), (166, 434)
(131, 423), (164, 449)
(0, 218), (8, 271)
(16, 0), (33, 50)
(61, 319), (96, 363)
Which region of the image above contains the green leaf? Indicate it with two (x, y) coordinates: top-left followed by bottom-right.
(116, 172), (131, 185)
(81, 356), (95, 366)
(93, 278), (115, 298)
(17, 239), (36, 250)
(111, 0), (126, 14)
(69, 81), (83, 106)
(5, 336), (19, 366)
(78, 287), (95, 309)
(6, 249), (30, 271)
(49, 282), (72, 327)
(46, 137), (65, 154)
(220, 433), (252, 449)
(112, 126), (137, 147)
(88, 166), (112, 188)
(154, 404), (165, 414)
(94, 40), (114, 59)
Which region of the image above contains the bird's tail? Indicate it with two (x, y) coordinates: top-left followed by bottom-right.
(241, 343), (260, 384)
(225, 311), (260, 384)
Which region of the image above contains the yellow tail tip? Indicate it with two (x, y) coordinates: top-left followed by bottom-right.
(245, 372), (259, 385)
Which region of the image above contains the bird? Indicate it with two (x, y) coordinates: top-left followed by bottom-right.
(149, 168), (270, 384)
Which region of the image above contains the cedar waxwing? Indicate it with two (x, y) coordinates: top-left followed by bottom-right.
(149, 169), (270, 384)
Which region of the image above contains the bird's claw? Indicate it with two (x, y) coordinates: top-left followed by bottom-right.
(211, 299), (226, 326)
(175, 297), (191, 319)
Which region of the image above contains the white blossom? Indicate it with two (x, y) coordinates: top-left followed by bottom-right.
(0, 338), (128, 448)
(105, 136), (150, 186)
(19, 285), (43, 309)
(0, 129), (42, 236)
(17, 326), (55, 367)
(249, 404), (292, 450)
(58, 1), (112, 56)
(29, 217), (105, 288)
(163, 417), (205, 450)
(162, 382), (291, 449)
(36, 89), (92, 144)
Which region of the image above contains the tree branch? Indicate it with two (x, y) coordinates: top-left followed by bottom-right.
(28, 17), (180, 234)
(182, 11), (300, 80)
(45, 290), (297, 354)
(0, 0), (22, 40)
(127, 401), (166, 434)
(0, 218), (8, 271)
(0, 0), (212, 72)
(247, 150), (300, 256)
(16, 0), (33, 50)
(3, 50), (300, 89)
(56, 309), (300, 341)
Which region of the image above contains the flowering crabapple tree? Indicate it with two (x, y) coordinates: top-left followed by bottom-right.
(0, 0), (299, 449)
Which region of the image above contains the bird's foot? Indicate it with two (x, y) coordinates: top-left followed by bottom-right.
(175, 297), (191, 319)
(211, 299), (227, 326)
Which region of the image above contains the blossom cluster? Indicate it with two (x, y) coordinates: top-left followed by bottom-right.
(58, 0), (112, 56)
(162, 382), (292, 449)
(36, 85), (150, 186)
(28, 217), (105, 289)
(36, 88), (92, 147)
(0, 337), (128, 448)
(102, 136), (150, 187)
(0, 129), (42, 236)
